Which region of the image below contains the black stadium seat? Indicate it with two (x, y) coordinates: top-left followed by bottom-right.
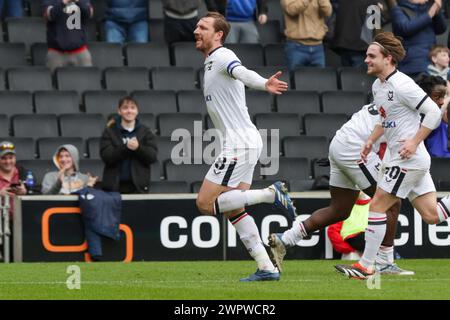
(16, 159), (53, 186)
(155, 136), (189, 164)
(131, 90), (178, 115)
(257, 20), (282, 45)
(6, 17), (46, 52)
(0, 115), (8, 136)
(138, 113), (156, 130)
(88, 42), (124, 68)
(30, 43), (48, 66)
(264, 43), (285, 66)
(104, 67), (150, 92)
(56, 67), (103, 94)
(177, 90), (207, 115)
(158, 113), (203, 137)
(149, 19), (165, 43)
(321, 91), (367, 117)
(86, 137), (101, 159)
(283, 136), (329, 162)
(0, 43), (27, 68)
(294, 67), (338, 91)
(254, 113), (301, 139)
(7, 67), (53, 91)
(304, 113), (348, 140)
(149, 181), (190, 193)
(59, 114), (105, 139)
(79, 159), (104, 179)
(246, 90), (273, 116)
(227, 44), (265, 67)
(84, 90), (127, 116)
(339, 67), (375, 92)
(0, 137), (35, 159)
(151, 67), (197, 91)
(165, 162), (209, 184)
(264, 157), (310, 180)
(0, 91), (33, 117)
(125, 43), (171, 67)
(276, 91), (321, 115)
(13, 114), (59, 138)
(431, 157), (450, 187)
(172, 42), (204, 68)
(34, 91), (80, 114)
(37, 137), (84, 160)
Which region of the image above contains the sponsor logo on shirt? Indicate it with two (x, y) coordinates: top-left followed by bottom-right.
(379, 106), (387, 119)
(388, 91), (394, 101)
(382, 121), (396, 129)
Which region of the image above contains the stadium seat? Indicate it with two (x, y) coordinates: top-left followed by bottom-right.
(30, 43), (47, 66)
(86, 137), (101, 159)
(264, 157), (310, 180)
(56, 67), (103, 95)
(158, 113), (203, 137)
(438, 180), (450, 192)
(191, 181), (203, 193)
(0, 115), (8, 136)
(104, 67), (150, 92)
(88, 42), (124, 68)
(6, 17), (46, 52)
(339, 67), (375, 92)
(12, 114), (59, 138)
(86, 19), (99, 41)
(16, 159), (53, 186)
(0, 43), (27, 68)
(37, 137), (84, 160)
(264, 43), (285, 67)
(283, 136), (329, 162)
(83, 90), (127, 116)
(0, 91), (33, 117)
(79, 159), (104, 180)
(0, 69), (5, 90)
(150, 160), (162, 181)
(246, 90), (273, 116)
(304, 113), (348, 140)
(150, 181), (190, 193)
(59, 114), (105, 139)
(149, 19), (165, 43)
(226, 44), (265, 67)
(289, 179), (315, 192)
(189, 135), (221, 165)
(321, 91), (367, 116)
(254, 113), (301, 139)
(151, 67), (197, 90)
(156, 136), (190, 164)
(324, 45), (342, 68)
(276, 91), (321, 132)
(27, 0), (42, 16)
(251, 66), (290, 88)
(257, 20), (282, 45)
(431, 157), (450, 187)
(92, 0), (106, 21)
(148, 0), (164, 19)
(172, 42), (204, 68)
(0, 137), (35, 159)
(131, 90), (178, 115)
(294, 67), (338, 91)
(165, 162), (209, 184)
(34, 91), (80, 115)
(125, 43), (171, 67)
(7, 67), (53, 91)
(312, 158), (330, 179)
(138, 113), (156, 130)
(177, 90), (208, 115)
(266, 0), (285, 31)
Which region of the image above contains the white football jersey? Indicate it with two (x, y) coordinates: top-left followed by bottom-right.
(372, 69), (431, 170)
(203, 46), (261, 150)
(334, 103), (383, 153)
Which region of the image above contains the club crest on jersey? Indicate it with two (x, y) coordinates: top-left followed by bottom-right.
(206, 61), (213, 71)
(379, 106), (387, 119)
(387, 91), (394, 101)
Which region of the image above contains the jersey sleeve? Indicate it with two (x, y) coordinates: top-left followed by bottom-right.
(216, 49), (242, 79)
(398, 80), (429, 112)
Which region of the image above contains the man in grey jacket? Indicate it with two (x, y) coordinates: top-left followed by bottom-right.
(41, 144), (98, 195)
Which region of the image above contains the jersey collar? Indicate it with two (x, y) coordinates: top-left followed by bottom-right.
(208, 46), (223, 57)
(384, 69), (398, 82)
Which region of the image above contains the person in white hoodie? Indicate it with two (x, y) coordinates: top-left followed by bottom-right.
(41, 144), (98, 195)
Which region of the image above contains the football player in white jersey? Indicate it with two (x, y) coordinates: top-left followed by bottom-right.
(336, 32), (450, 279)
(193, 12), (297, 282)
(268, 102), (413, 274)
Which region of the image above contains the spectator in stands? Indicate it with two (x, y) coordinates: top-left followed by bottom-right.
(41, 144), (98, 194)
(327, 193), (371, 260)
(0, 141), (27, 210)
(43, 0), (94, 73)
(388, 0), (447, 79)
(418, 75), (450, 158)
(0, 0), (24, 18)
(427, 45), (450, 81)
(162, 0), (202, 45)
(224, 0), (268, 44)
(281, 0), (333, 70)
(100, 97), (158, 194)
(331, 0), (382, 68)
(104, 0), (149, 43)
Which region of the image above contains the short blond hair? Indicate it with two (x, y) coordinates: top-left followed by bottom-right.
(429, 45), (449, 59)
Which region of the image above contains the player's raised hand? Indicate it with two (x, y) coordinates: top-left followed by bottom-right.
(265, 71), (288, 95)
(360, 140), (373, 163)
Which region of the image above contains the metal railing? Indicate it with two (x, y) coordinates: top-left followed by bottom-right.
(0, 195), (11, 263)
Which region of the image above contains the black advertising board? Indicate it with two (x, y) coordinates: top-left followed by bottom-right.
(13, 194), (450, 262)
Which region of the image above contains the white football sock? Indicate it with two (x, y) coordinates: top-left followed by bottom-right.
(376, 245), (394, 265)
(215, 188), (275, 214)
(437, 194), (450, 223)
(281, 219), (308, 247)
(360, 211), (387, 269)
(230, 212), (276, 272)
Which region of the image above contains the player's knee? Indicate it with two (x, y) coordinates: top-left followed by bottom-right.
(196, 198), (214, 215)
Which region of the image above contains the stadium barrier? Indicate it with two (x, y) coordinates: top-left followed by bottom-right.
(12, 192), (450, 262)
(1, 195), (11, 263)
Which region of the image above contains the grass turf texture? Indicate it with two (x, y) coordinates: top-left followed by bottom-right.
(0, 259), (449, 300)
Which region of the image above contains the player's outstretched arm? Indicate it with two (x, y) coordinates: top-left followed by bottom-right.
(232, 66), (288, 94)
(265, 71), (289, 95)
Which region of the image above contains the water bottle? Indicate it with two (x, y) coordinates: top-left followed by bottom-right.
(25, 170), (34, 194)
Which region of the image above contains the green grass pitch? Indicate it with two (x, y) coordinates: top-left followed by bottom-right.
(0, 259), (449, 300)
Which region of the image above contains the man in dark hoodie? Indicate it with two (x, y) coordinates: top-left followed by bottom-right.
(100, 97), (158, 194)
(104, 0), (149, 43)
(389, 0), (447, 79)
(43, 0), (94, 72)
